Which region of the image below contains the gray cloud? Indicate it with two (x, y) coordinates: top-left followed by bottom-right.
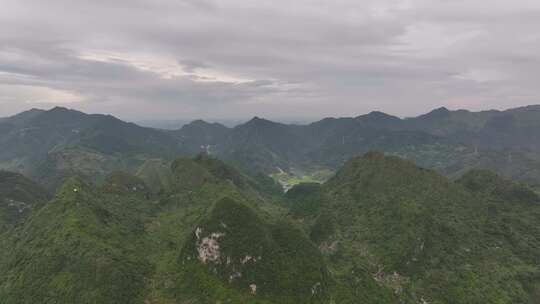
(1, 0), (540, 121)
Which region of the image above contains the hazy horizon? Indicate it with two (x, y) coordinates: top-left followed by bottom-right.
(4, 103), (539, 129)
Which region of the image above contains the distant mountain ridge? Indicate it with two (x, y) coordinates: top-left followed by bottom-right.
(3, 105), (540, 190)
(0, 107), (187, 189)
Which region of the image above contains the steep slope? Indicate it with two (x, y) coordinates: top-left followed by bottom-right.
(295, 152), (540, 304)
(178, 197), (331, 304)
(403, 105), (540, 152)
(457, 170), (540, 270)
(219, 114), (439, 176)
(284, 182), (326, 218)
(192, 154), (282, 197)
(222, 117), (310, 173)
(0, 108), (45, 126)
(76, 114), (181, 156)
(457, 170), (540, 302)
(473, 106), (540, 151)
(0, 177), (151, 304)
(390, 144), (540, 190)
(403, 107), (499, 136)
(355, 111), (404, 130)
(142, 156), (271, 303)
(457, 169), (539, 202)
(307, 126), (439, 168)
(174, 119), (231, 154)
(30, 146), (134, 190)
(225, 105), (540, 190)
(135, 158), (174, 193)
(0, 171), (50, 232)
(139, 156), (329, 303)
(305, 105), (540, 188)
(0, 152), (538, 303)
(0, 107), (186, 190)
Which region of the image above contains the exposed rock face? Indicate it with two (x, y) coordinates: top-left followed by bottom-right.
(318, 240), (338, 254)
(311, 282), (322, 295)
(5, 199), (31, 213)
(181, 197), (332, 303)
(0, 171), (50, 231)
(196, 230), (225, 264)
(249, 283), (257, 294)
(373, 269), (408, 295)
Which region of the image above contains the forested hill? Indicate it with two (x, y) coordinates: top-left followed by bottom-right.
(0, 153), (538, 303)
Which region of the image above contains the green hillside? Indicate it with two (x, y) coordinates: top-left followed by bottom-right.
(178, 197), (331, 304)
(0, 177), (151, 304)
(0, 171), (50, 232)
(0, 151), (539, 303)
(289, 152), (540, 303)
(0, 155), (293, 304)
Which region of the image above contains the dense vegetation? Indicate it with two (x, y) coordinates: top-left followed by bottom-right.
(0, 152), (538, 303)
(310, 152), (540, 303)
(0, 177), (151, 303)
(1, 105), (540, 303)
(179, 197), (331, 303)
(5, 105), (540, 191)
(0, 171), (50, 232)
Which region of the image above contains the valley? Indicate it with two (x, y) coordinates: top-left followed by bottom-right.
(270, 167), (335, 192)
(1, 106), (540, 303)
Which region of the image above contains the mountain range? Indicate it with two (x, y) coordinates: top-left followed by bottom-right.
(3, 105), (540, 191)
(1, 104), (540, 303)
(0, 151), (538, 303)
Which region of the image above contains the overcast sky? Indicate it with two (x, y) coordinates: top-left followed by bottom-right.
(1, 0), (540, 121)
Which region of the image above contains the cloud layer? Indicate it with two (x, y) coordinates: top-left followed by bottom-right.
(1, 0), (540, 120)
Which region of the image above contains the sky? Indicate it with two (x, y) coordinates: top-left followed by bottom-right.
(1, 0), (540, 121)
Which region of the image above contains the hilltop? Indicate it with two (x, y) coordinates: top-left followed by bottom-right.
(286, 152), (540, 303)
